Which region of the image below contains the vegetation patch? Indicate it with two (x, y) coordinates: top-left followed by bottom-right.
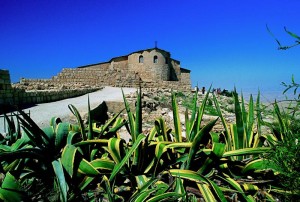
(0, 85), (299, 201)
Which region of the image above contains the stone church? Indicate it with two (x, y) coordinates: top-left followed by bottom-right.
(1, 48), (191, 106)
(53, 48), (191, 91)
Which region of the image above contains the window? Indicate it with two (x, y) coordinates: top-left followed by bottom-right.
(139, 55), (144, 63)
(165, 57), (168, 64)
(153, 55), (158, 63)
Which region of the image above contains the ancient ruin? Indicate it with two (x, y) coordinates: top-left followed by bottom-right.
(0, 48), (191, 108)
(20, 47), (191, 90)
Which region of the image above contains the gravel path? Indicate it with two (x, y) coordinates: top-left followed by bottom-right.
(0, 87), (136, 134)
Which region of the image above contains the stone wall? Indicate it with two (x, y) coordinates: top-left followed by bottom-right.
(0, 70), (101, 111)
(0, 70), (14, 105)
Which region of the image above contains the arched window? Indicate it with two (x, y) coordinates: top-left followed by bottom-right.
(139, 55), (144, 63)
(165, 57), (168, 64)
(153, 55), (158, 63)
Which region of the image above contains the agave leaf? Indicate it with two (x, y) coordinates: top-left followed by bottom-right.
(185, 90), (199, 141)
(261, 134), (278, 146)
(273, 101), (286, 141)
(3, 159), (21, 173)
(108, 137), (125, 164)
(154, 118), (169, 142)
(233, 88), (245, 151)
(101, 175), (114, 202)
(174, 178), (185, 196)
(207, 179), (227, 202)
(108, 117), (126, 134)
(147, 192), (182, 202)
(121, 88), (135, 142)
(241, 93), (249, 148)
(61, 144), (79, 178)
(164, 169), (208, 184)
(42, 126), (55, 143)
(11, 138), (28, 151)
(172, 92), (182, 142)
(135, 175), (150, 189)
(148, 126), (157, 141)
(67, 131), (81, 145)
(223, 147), (271, 157)
(0, 172), (25, 202)
(185, 108), (190, 140)
(264, 191), (276, 201)
(129, 177), (158, 201)
(16, 110), (51, 145)
(212, 142), (226, 158)
(244, 184), (260, 192)
(78, 158), (100, 176)
(73, 139), (109, 147)
(253, 91), (262, 148)
(190, 85), (212, 141)
(197, 142), (225, 174)
(78, 176), (94, 191)
(87, 95), (93, 140)
(55, 122), (71, 152)
(242, 158), (277, 174)
(4, 114), (16, 142)
(0, 147), (45, 161)
(68, 104), (87, 140)
(135, 86), (142, 140)
(220, 176), (255, 202)
(52, 159), (68, 202)
(91, 159), (115, 170)
(95, 110), (124, 138)
(186, 118), (218, 169)
(50, 117), (62, 129)
(247, 95), (254, 146)
(17, 117), (48, 149)
(20, 126), (44, 149)
(0, 145), (11, 152)
(109, 134), (146, 181)
(212, 93), (231, 150)
(130, 188), (157, 202)
(197, 183), (216, 202)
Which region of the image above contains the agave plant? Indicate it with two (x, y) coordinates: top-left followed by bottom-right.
(1, 86), (297, 201)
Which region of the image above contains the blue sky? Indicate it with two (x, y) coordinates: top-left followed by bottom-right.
(1, 0), (300, 96)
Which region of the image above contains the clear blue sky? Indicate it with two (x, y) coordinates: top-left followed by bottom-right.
(1, 0), (300, 96)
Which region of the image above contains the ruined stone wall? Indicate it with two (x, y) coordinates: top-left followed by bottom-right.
(180, 72), (191, 86)
(0, 70), (14, 105)
(52, 62), (140, 87)
(0, 70), (100, 110)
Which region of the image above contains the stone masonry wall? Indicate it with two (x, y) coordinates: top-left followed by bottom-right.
(0, 70), (14, 105)
(0, 70), (101, 110)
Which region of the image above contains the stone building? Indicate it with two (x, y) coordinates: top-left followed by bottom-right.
(1, 48), (192, 108)
(52, 48), (191, 91)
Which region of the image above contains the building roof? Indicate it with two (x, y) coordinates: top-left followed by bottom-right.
(130, 47), (171, 55)
(180, 67), (191, 73)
